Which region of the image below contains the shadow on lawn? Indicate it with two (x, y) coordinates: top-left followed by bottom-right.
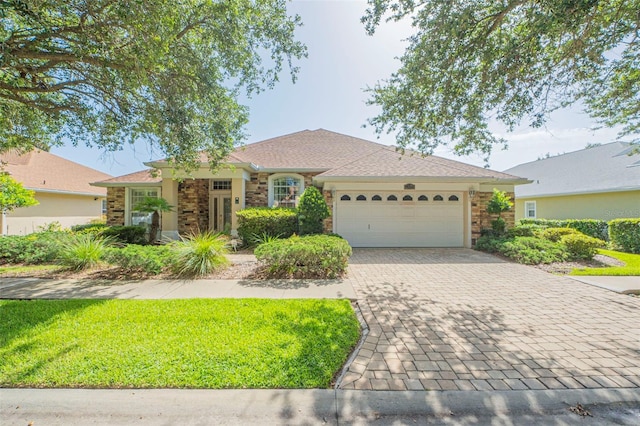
(0, 299), (105, 384)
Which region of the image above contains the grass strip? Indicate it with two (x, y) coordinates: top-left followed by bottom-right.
(570, 249), (640, 276)
(0, 299), (359, 388)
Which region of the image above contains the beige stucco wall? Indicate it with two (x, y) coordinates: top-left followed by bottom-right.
(2, 191), (105, 235)
(515, 190), (640, 221)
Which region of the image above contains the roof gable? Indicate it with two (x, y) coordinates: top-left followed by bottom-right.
(504, 142), (640, 197)
(1, 150), (112, 196)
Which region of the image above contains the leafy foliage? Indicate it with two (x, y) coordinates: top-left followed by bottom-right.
(297, 187), (330, 235)
(104, 244), (173, 275)
(0, 232), (66, 264)
(498, 236), (569, 265)
(171, 231), (229, 277)
(1, 0), (306, 171)
(0, 173), (38, 212)
(608, 218), (640, 254)
(519, 219), (608, 240)
(560, 233), (604, 260)
(363, 0), (640, 158)
(132, 197), (173, 243)
(101, 225), (147, 245)
(236, 207), (298, 245)
(58, 234), (113, 271)
(70, 222), (109, 236)
(486, 189), (513, 233)
(538, 227), (581, 243)
(255, 234), (352, 279)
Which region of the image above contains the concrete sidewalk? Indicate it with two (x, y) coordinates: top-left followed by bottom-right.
(2, 388), (639, 425)
(568, 276), (640, 294)
(0, 277), (356, 300)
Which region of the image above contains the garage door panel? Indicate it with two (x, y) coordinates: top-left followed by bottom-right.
(336, 191), (464, 248)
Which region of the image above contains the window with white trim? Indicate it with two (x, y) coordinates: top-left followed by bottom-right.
(525, 201), (537, 219)
(269, 174), (303, 207)
(130, 188), (160, 226)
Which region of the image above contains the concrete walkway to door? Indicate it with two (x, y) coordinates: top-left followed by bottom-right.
(340, 248), (640, 392)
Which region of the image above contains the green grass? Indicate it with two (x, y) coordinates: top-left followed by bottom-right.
(570, 249), (640, 276)
(0, 299), (360, 388)
(0, 264), (62, 275)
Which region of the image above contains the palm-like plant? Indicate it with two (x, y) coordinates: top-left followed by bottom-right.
(133, 197), (174, 244)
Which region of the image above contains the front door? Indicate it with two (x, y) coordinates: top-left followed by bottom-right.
(210, 194), (232, 233)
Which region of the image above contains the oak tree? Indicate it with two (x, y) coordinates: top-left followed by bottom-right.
(363, 0), (639, 159)
(0, 0), (306, 171)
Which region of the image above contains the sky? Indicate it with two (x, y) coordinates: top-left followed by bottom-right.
(51, 0), (626, 177)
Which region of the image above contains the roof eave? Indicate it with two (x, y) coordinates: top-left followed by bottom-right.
(315, 175), (530, 184)
(144, 160), (259, 171)
(516, 186), (640, 199)
(90, 181), (162, 188)
(26, 188), (107, 197)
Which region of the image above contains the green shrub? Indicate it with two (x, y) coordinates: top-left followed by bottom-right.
(507, 224), (543, 238)
(71, 223), (109, 236)
(101, 225), (147, 245)
(474, 235), (507, 253)
(236, 207), (298, 244)
(518, 219), (608, 240)
(490, 217), (506, 234)
(0, 232), (68, 264)
(297, 187), (330, 235)
(560, 233), (604, 260)
(104, 244), (173, 275)
(171, 231), (230, 277)
(498, 236), (568, 265)
(608, 218), (640, 254)
(539, 227), (581, 242)
(57, 234), (113, 271)
(254, 235), (352, 279)
(564, 219), (608, 240)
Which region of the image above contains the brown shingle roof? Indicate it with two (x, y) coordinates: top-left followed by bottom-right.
(318, 146), (523, 179)
(1, 150), (112, 196)
(232, 129), (384, 169)
(94, 169), (162, 186)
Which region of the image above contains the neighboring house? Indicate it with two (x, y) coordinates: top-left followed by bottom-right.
(92, 129), (528, 247)
(0, 150), (112, 235)
(504, 142), (640, 221)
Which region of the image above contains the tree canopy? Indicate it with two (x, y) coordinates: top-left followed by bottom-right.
(363, 0), (640, 160)
(0, 172), (38, 212)
(0, 0), (306, 171)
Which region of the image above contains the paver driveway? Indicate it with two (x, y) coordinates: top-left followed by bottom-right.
(340, 248), (640, 392)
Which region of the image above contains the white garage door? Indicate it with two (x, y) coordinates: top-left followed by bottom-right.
(335, 191), (464, 247)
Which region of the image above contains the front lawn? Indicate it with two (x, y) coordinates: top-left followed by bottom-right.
(571, 249), (640, 276)
(0, 299), (360, 388)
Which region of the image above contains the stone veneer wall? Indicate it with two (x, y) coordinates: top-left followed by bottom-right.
(178, 179), (209, 234)
(245, 172), (319, 207)
(471, 191), (516, 243)
(106, 187), (125, 226)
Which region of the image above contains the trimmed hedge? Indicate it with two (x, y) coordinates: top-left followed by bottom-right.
(101, 225), (147, 245)
(0, 232), (68, 264)
(236, 207), (298, 244)
(608, 218), (640, 254)
(518, 219), (608, 240)
(560, 233), (604, 260)
(104, 244), (174, 274)
(254, 235), (352, 278)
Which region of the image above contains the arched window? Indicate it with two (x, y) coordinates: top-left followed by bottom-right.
(418, 195), (428, 201)
(269, 174), (304, 207)
(372, 195), (382, 201)
(433, 195), (444, 201)
(340, 195), (351, 201)
(402, 195), (413, 201)
(448, 195), (459, 201)
(387, 195), (398, 201)
(356, 195), (367, 201)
